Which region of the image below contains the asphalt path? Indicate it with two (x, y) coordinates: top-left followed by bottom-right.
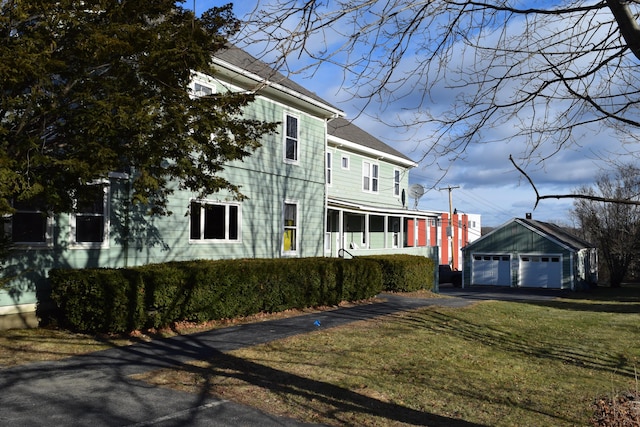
(0, 289), (564, 426)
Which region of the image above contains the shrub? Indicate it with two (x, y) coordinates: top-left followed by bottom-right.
(49, 256), (386, 333)
(364, 255), (435, 292)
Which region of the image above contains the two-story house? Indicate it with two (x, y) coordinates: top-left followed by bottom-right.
(0, 46), (453, 329)
(325, 118), (439, 259)
(0, 45), (344, 328)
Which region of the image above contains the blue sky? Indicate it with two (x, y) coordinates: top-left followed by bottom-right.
(184, 1), (627, 227)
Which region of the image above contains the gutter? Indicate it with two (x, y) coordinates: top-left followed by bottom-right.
(212, 57), (344, 119)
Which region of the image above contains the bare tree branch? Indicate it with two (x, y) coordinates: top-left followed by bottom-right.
(510, 154), (640, 207)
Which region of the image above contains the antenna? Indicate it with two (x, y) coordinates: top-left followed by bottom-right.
(408, 184), (425, 210)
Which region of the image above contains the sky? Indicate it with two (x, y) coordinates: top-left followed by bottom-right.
(185, 1), (634, 227)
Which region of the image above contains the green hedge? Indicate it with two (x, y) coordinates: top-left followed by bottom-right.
(364, 254), (435, 292)
(50, 256), (399, 333)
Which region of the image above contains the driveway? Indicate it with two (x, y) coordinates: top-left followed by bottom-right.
(0, 294), (483, 427)
(439, 284), (574, 302)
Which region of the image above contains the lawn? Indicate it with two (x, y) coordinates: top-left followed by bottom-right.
(133, 289), (640, 426)
(2, 287), (640, 425)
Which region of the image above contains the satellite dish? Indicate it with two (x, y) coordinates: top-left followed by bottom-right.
(408, 184), (425, 209)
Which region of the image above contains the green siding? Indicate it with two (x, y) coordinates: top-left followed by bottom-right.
(462, 221), (575, 289)
(328, 147), (409, 209)
(1, 82), (329, 310)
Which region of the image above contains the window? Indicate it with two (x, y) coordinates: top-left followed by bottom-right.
(190, 201), (240, 242)
(326, 152), (332, 185)
(284, 113), (299, 162)
(282, 202), (298, 254)
(394, 169), (401, 196)
(341, 155), (350, 169)
(4, 198), (51, 247)
(362, 161), (379, 192)
(193, 82), (213, 97)
(71, 185), (109, 247)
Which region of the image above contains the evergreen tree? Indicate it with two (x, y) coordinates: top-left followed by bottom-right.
(0, 1), (277, 219)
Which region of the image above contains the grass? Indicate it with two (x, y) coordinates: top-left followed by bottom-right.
(2, 287), (640, 425)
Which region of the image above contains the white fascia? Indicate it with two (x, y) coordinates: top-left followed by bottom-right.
(328, 134), (417, 168)
(211, 58), (344, 120)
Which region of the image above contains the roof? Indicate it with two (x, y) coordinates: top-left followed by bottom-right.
(213, 45), (342, 115)
(327, 117), (415, 165)
(519, 218), (595, 251)
(463, 217), (595, 252)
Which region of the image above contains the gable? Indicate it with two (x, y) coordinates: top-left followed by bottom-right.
(327, 117), (416, 167)
(463, 218), (588, 254)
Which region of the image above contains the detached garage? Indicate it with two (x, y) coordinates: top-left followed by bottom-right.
(462, 217), (598, 290)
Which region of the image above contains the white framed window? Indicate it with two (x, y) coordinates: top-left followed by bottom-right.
(282, 201), (298, 255)
(341, 155), (350, 169)
(70, 184), (109, 249)
(284, 113), (299, 163)
(3, 197), (52, 248)
(362, 161), (379, 193)
(190, 201), (241, 242)
(393, 169), (401, 196)
(193, 82), (213, 97)
(326, 152), (332, 185)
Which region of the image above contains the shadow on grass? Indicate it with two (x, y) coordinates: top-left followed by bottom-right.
(395, 305), (638, 379)
(147, 334), (485, 427)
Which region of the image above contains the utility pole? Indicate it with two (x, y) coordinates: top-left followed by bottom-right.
(438, 185), (460, 268)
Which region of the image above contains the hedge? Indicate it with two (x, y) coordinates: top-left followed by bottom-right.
(49, 255), (434, 333)
(364, 254), (435, 292)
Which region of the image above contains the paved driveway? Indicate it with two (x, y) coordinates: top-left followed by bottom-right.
(439, 284), (574, 302)
(1, 294), (482, 427)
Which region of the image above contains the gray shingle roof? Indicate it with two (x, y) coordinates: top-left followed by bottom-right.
(214, 45), (340, 111)
(520, 218), (595, 250)
(327, 117), (414, 163)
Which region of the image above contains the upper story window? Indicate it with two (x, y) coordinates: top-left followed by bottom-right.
(362, 161), (379, 193)
(394, 169), (401, 196)
(341, 155), (350, 169)
(3, 197), (52, 247)
(71, 184), (109, 248)
(282, 201), (298, 255)
(326, 152), (332, 185)
(193, 82), (214, 97)
(284, 113), (299, 163)
(190, 201), (240, 242)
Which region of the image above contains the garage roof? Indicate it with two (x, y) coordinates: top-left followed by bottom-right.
(464, 217), (595, 252)
(519, 218), (594, 250)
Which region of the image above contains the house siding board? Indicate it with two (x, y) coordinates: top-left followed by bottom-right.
(328, 148), (409, 209)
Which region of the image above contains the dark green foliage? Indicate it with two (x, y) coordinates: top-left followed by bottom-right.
(0, 1), (278, 218)
(364, 255), (435, 292)
(49, 257), (389, 333)
(49, 268), (144, 333)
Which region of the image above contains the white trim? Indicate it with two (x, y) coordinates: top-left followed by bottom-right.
(70, 184), (110, 249)
(283, 112), (300, 164)
(0, 303), (36, 316)
(326, 151), (333, 186)
(188, 199), (242, 243)
(362, 160), (379, 193)
(282, 199), (299, 256)
(393, 168), (401, 197)
(328, 134), (417, 168)
(210, 59), (344, 119)
(341, 154), (350, 170)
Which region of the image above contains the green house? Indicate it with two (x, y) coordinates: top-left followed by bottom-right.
(461, 217), (598, 290)
(326, 118), (439, 259)
(0, 46), (343, 328)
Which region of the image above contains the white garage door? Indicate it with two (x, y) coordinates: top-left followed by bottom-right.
(471, 255), (511, 286)
(519, 255), (562, 288)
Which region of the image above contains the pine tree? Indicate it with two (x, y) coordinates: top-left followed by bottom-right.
(0, 1), (277, 219)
